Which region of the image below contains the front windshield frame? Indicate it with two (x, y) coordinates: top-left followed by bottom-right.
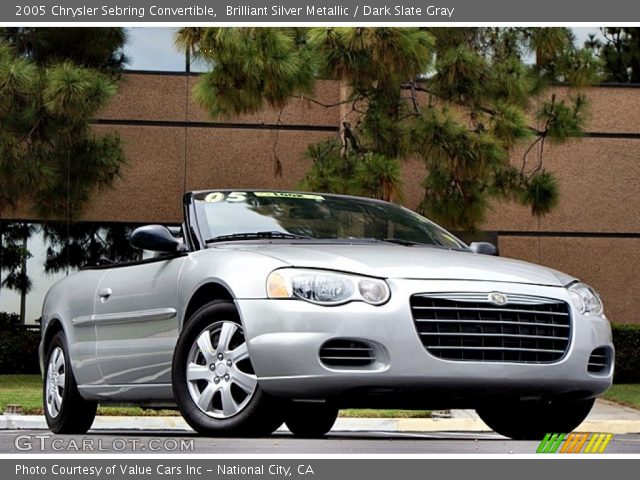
(190, 190), (470, 251)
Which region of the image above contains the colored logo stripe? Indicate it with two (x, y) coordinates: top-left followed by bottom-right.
(560, 433), (578, 453)
(537, 433), (565, 453)
(584, 433), (613, 453)
(571, 433), (590, 453)
(536, 433), (613, 453)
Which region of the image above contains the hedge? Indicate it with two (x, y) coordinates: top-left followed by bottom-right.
(612, 323), (640, 383)
(0, 312), (638, 382)
(0, 312), (40, 375)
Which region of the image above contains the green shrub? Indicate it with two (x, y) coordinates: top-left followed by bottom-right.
(612, 323), (640, 383)
(0, 313), (40, 374)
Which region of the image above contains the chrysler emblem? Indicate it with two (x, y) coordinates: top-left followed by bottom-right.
(489, 292), (508, 305)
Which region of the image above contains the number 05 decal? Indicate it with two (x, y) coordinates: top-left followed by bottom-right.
(204, 192), (225, 203)
(203, 192), (247, 203)
(227, 192), (247, 202)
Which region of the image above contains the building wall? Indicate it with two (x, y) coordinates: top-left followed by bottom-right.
(4, 73), (639, 324)
(83, 73), (341, 223)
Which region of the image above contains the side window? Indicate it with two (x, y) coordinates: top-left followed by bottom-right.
(39, 221), (145, 268)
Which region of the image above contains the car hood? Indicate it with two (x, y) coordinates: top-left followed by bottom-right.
(214, 243), (575, 287)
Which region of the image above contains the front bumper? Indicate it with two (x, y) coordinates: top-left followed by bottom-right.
(236, 279), (613, 405)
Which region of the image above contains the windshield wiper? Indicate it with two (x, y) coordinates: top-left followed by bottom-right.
(355, 237), (456, 249)
(206, 231), (313, 244)
(382, 238), (467, 251)
(381, 238), (423, 246)
(334, 236), (424, 246)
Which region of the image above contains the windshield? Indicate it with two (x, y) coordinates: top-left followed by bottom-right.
(192, 191), (469, 250)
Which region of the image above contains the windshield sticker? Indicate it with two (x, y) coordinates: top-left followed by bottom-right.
(253, 192), (325, 201)
(203, 191), (248, 203)
(203, 192), (226, 203)
(203, 191), (325, 203)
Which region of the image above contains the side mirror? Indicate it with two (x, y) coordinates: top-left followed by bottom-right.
(131, 225), (186, 253)
(470, 241), (498, 256)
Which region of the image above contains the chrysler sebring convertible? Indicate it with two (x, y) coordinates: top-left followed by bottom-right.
(39, 190), (614, 439)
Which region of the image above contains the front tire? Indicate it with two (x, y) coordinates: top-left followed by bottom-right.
(43, 332), (97, 434)
(476, 398), (595, 440)
(173, 301), (283, 436)
(284, 403), (339, 437)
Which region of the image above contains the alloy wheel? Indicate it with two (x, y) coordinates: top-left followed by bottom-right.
(186, 321), (257, 419)
(46, 347), (66, 418)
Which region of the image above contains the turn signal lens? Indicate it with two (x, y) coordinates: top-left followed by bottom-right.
(266, 272), (289, 298)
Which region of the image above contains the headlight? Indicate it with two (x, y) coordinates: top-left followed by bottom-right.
(267, 268), (390, 306)
(567, 282), (604, 316)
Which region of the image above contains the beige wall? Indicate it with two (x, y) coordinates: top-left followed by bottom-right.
(483, 138), (640, 234)
(4, 72), (640, 324)
(98, 73), (342, 126)
(499, 236), (640, 326)
(80, 73), (340, 223)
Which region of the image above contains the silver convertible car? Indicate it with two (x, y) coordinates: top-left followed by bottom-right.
(39, 190), (614, 439)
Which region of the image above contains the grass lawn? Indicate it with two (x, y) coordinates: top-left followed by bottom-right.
(603, 384), (640, 410)
(340, 409), (431, 418)
(0, 375), (42, 414)
(0, 375), (179, 416)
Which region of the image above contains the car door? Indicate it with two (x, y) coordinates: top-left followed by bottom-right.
(94, 255), (187, 385)
(59, 269), (110, 386)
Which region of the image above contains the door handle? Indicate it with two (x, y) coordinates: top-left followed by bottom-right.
(98, 288), (112, 300)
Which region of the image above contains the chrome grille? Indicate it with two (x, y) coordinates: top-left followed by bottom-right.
(410, 293), (571, 363)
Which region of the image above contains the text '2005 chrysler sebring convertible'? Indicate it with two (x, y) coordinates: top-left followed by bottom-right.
(39, 190), (614, 439)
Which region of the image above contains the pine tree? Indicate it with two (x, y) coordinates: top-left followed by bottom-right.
(0, 28), (127, 319)
(587, 28), (640, 83)
(182, 27), (598, 231)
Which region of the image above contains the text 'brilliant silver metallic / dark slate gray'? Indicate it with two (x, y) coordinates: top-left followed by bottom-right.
(4, 0), (640, 22)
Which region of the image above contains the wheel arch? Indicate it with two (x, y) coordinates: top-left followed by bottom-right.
(42, 318), (65, 353)
(40, 318), (65, 376)
(183, 282), (235, 327)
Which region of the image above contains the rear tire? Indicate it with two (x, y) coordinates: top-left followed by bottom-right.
(43, 332), (97, 434)
(476, 398), (595, 440)
(284, 403), (339, 437)
(173, 301), (283, 436)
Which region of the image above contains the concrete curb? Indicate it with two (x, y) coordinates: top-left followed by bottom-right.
(2, 415), (639, 434)
(0, 415), (191, 432)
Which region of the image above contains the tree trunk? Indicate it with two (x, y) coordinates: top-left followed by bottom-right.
(19, 228), (28, 325)
(0, 220), (4, 306)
